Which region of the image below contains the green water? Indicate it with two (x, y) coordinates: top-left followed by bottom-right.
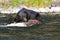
(0, 13), (60, 40)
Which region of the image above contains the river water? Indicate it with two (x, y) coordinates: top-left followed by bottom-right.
(0, 36), (60, 40)
(0, 13), (60, 40)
